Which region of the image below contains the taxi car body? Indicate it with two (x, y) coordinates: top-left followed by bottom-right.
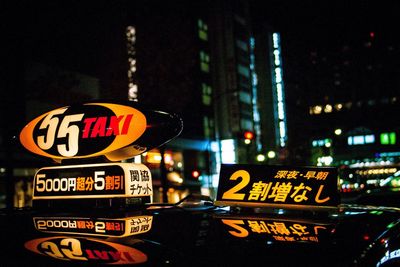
(1, 200), (400, 266)
(346, 187), (400, 209)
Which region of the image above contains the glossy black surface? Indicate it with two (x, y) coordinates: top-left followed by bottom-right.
(1, 200), (400, 266)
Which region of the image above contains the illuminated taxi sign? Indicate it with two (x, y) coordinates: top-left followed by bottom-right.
(215, 164), (340, 209)
(221, 218), (332, 243)
(25, 236), (147, 264)
(32, 163), (152, 201)
(33, 215), (153, 237)
(20, 102), (147, 162)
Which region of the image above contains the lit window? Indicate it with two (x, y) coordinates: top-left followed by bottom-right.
(312, 105), (322, 114)
(353, 136), (365, 145)
(237, 64), (250, 78)
(324, 104), (333, 113)
(240, 119), (253, 130)
(312, 138), (332, 147)
(126, 26), (138, 101)
(202, 83), (212, 105)
(365, 135), (375, 144)
(317, 156), (333, 166)
(239, 91), (251, 104)
(221, 139), (236, 164)
(348, 135), (376, 146)
(203, 117), (210, 138)
(202, 95), (211, 106)
(347, 136), (353, 145)
(198, 19), (208, 41)
(381, 132), (396, 145)
(334, 103), (343, 111)
(312, 140), (318, 147)
(200, 51), (210, 72)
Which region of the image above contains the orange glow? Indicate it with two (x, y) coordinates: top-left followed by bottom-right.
(244, 131), (254, 140)
(146, 151), (173, 165)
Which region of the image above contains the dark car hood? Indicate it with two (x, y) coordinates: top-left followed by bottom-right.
(1, 203), (400, 267)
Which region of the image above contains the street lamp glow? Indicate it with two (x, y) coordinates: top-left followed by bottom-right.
(334, 128), (342, 135)
(256, 154), (266, 162)
(267, 151), (276, 159)
(325, 142), (332, 148)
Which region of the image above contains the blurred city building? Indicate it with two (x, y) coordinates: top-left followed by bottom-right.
(13, 0), (400, 206)
(1, 0), (284, 207)
(127, 0), (286, 202)
(287, 29), (400, 195)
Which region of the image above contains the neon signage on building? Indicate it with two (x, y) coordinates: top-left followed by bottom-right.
(272, 33), (287, 147)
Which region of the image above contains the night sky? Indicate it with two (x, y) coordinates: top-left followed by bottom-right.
(250, 0), (400, 101)
(3, 0), (400, 97)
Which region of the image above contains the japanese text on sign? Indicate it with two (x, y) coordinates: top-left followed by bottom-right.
(34, 216), (153, 237)
(216, 164), (339, 208)
(33, 163), (152, 199)
(222, 219), (329, 243)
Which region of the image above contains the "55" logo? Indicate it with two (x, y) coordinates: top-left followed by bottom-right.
(20, 103), (146, 161)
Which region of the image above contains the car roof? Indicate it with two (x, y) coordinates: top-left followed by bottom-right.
(1, 202), (400, 266)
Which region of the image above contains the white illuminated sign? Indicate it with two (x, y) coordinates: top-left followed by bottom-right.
(126, 26), (138, 101)
(221, 139), (236, 164)
(272, 32), (287, 147)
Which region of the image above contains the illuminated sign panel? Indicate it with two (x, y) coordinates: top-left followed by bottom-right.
(19, 102), (183, 162)
(19, 101), (183, 208)
(215, 164), (340, 209)
(33, 163), (152, 200)
(33, 215), (153, 237)
(20, 103), (146, 161)
(271, 33), (287, 148)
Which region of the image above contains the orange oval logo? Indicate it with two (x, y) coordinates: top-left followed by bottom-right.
(20, 103), (147, 161)
(24, 236), (148, 264)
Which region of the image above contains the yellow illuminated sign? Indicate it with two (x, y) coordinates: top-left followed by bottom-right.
(215, 164), (339, 209)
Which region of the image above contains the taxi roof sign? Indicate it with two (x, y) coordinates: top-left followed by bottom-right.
(215, 164), (340, 210)
(19, 101), (183, 162)
(31, 162), (153, 208)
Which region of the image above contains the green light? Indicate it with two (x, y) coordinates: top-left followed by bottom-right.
(381, 133), (389, 144)
(390, 132), (396, 144)
(387, 222), (397, 229)
(381, 132), (397, 145)
(370, 210), (383, 215)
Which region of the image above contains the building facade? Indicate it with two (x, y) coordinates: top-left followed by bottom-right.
(289, 30), (400, 193)
(0, 0), (284, 207)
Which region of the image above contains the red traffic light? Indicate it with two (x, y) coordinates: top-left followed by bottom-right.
(369, 31), (375, 38)
(191, 170), (200, 178)
(244, 131), (254, 140)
